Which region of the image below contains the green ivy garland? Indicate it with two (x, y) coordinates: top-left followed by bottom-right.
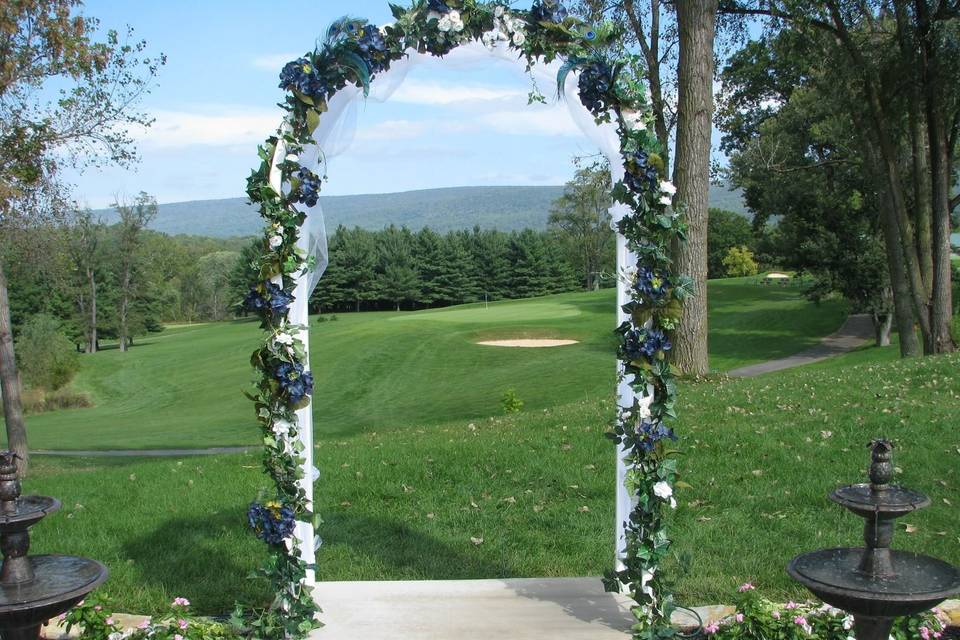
(243, 1), (687, 638)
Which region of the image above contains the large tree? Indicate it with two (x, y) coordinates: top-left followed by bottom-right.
(549, 160), (615, 290)
(0, 1), (161, 471)
(720, 0), (959, 354)
(114, 193), (157, 352)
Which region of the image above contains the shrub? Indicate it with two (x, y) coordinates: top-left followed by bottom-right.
(722, 246), (759, 278)
(16, 314), (80, 391)
(501, 388), (524, 413)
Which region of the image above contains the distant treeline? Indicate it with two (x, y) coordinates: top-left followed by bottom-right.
(310, 224), (610, 313)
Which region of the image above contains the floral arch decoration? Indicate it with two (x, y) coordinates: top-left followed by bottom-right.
(242, 1), (690, 638)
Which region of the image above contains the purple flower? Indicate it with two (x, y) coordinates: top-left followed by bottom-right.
(636, 420), (676, 452)
(275, 362), (314, 405)
(624, 150), (660, 194)
(578, 60), (614, 115)
(247, 502), (296, 545)
(356, 25), (389, 73)
(297, 167), (322, 208)
(530, 0), (569, 24)
(427, 0), (451, 13)
(244, 282), (294, 319)
(620, 327), (672, 361)
(634, 267), (671, 302)
(279, 57), (331, 102)
(640, 328), (672, 356)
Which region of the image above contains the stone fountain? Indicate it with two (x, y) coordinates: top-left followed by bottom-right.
(0, 451), (108, 640)
(788, 439), (960, 640)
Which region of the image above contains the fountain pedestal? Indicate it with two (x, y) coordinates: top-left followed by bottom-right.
(787, 440), (960, 640)
(0, 453), (108, 640)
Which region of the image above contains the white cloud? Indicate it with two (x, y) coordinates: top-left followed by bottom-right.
(478, 105), (581, 137)
(251, 53), (301, 71)
(388, 79), (526, 105)
(134, 109), (282, 149)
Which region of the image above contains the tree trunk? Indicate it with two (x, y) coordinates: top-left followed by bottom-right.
(671, 0), (717, 377)
(872, 312), (893, 347)
(119, 268), (130, 353)
(87, 267), (97, 354)
(0, 263), (28, 476)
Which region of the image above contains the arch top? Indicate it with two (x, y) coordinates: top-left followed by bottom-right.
(241, 2), (690, 639)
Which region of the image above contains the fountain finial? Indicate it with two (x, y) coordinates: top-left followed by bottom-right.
(868, 439), (893, 491)
(0, 451), (20, 515)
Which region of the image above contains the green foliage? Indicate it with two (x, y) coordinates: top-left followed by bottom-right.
(500, 388), (524, 413)
(63, 597), (120, 640)
(65, 597), (241, 640)
(721, 246), (758, 278)
(708, 209), (754, 278)
(15, 313), (79, 390)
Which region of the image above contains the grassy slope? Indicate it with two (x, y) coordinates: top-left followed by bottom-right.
(26, 346), (959, 616)
(16, 279), (846, 450)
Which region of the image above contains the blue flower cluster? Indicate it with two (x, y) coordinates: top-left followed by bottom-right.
(634, 267), (671, 302)
(279, 57), (332, 103)
(578, 60), (614, 115)
(621, 327), (673, 361)
(624, 150), (659, 194)
(248, 501), (296, 546)
(275, 362), (314, 405)
(427, 0), (451, 12)
(297, 167), (321, 208)
(356, 26), (389, 74)
(636, 420), (677, 452)
(530, 0), (569, 23)
(244, 282), (294, 317)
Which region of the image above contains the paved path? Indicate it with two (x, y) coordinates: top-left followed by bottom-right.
(32, 446), (253, 457)
(727, 314), (874, 378)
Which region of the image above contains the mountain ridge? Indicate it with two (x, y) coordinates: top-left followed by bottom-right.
(95, 184), (748, 237)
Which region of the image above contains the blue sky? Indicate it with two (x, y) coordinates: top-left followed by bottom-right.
(69, 0), (604, 208)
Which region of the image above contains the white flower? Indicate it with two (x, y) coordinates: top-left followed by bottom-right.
(285, 153), (298, 162)
(274, 333), (294, 346)
(653, 481), (673, 500)
(438, 16), (453, 32)
(622, 109), (646, 131)
(659, 195), (673, 207)
(482, 32), (496, 48)
(659, 180), (677, 195)
(512, 31), (526, 45)
(494, 5), (505, 17)
(669, 497), (677, 509)
(448, 10), (461, 22)
(272, 420), (293, 437)
(842, 617), (854, 631)
(269, 235), (283, 249)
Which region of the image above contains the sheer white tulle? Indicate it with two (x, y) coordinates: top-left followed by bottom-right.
(266, 36), (648, 585)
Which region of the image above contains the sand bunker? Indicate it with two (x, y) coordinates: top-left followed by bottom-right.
(476, 339), (579, 348)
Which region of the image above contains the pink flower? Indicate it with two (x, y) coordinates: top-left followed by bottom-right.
(178, 619), (188, 630)
(704, 622), (720, 635)
(794, 616), (807, 626)
(920, 627), (931, 640)
(105, 617), (114, 626)
(172, 597), (191, 607)
(58, 613), (67, 621)
(175, 635), (183, 640)
(772, 611), (781, 619)
(94, 606), (102, 612)
(735, 613), (744, 623)
(785, 601), (799, 610)
(138, 618), (151, 630)
(737, 582), (755, 592)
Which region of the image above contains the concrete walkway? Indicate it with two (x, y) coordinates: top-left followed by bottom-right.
(727, 314), (874, 378)
(32, 446), (252, 457)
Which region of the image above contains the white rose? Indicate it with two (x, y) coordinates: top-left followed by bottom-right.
(512, 31), (526, 45)
(653, 481), (673, 500)
(659, 195), (673, 207)
(448, 10), (461, 22)
(842, 618), (854, 631)
(454, 20), (465, 32)
(269, 234), (283, 249)
(272, 420), (293, 437)
(274, 333), (294, 346)
(438, 16), (452, 32)
(494, 5), (505, 17)
(659, 180), (677, 195)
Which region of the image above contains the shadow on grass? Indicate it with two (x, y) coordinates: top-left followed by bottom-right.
(319, 513), (514, 579)
(122, 508), (268, 613)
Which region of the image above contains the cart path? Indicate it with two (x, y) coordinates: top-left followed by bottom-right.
(33, 316), (875, 458)
(32, 446), (253, 457)
(727, 313), (874, 378)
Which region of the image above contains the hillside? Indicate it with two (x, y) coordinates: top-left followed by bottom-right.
(95, 184), (748, 237)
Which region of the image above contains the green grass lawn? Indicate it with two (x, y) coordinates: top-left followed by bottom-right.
(24, 346), (958, 616)
(15, 279), (846, 450)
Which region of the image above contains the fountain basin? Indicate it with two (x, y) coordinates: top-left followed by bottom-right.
(0, 555), (108, 636)
(0, 498), (61, 532)
(788, 547), (960, 618)
(831, 484), (930, 519)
